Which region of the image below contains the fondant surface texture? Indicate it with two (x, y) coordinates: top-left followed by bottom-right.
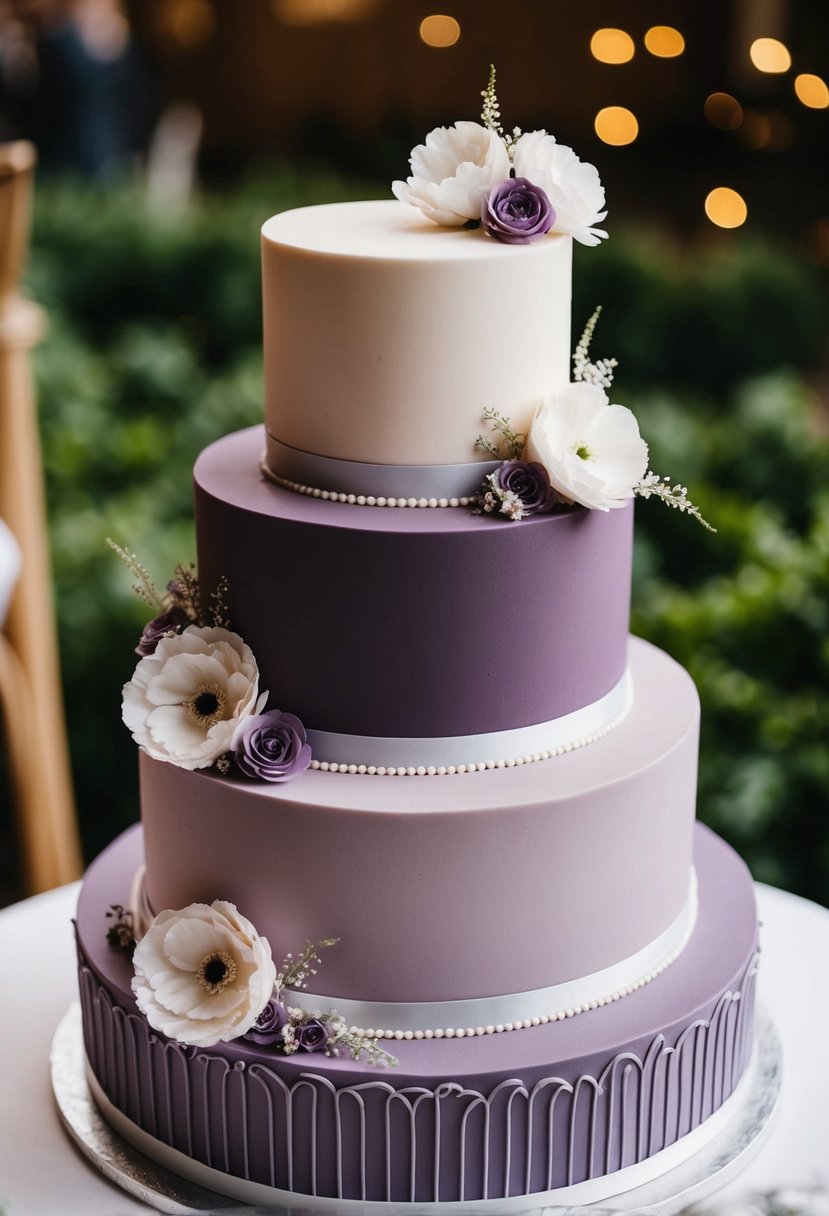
(76, 823), (757, 1205)
(139, 636), (698, 1006)
(261, 200), (572, 468)
(194, 426), (633, 741)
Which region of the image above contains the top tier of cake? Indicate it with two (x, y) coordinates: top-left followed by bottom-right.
(262, 200), (572, 484)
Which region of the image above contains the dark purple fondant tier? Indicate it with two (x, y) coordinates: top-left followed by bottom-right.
(76, 822), (757, 1205)
(194, 427), (633, 739)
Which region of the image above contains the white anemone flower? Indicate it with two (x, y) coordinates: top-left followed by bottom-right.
(512, 130), (608, 247)
(392, 120), (511, 226)
(132, 901), (277, 1047)
(122, 625), (266, 770)
(527, 382), (648, 511)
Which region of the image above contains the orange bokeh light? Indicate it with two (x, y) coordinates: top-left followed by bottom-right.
(644, 26), (685, 58)
(594, 106), (639, 146)
(590, 28), (635, 65)
(704, 93), (743, 131)
(749, 38), (791, 73)
(794, 73), (829, 109)
(419, 14), (461, 48)
(705, 188), (748, 229)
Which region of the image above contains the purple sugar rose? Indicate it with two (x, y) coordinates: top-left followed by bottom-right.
(234, 709), (312, 783)
(297, 1018), (329, 1053)
(243, 998), (287, 1046)
(496, 461), (557, 514)
(482, 177), (555, 245)
(135, 605), (191, 656)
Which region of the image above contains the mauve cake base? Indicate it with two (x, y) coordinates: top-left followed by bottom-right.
(76, 822), (757, 1207)
(138, 637), (700, 1008)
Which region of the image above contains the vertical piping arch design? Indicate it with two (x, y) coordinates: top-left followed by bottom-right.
(77, 949), (758, 1203)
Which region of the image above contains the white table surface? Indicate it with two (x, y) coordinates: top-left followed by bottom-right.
(1, 878), (827, 1216)
(0, 517), (22, 628)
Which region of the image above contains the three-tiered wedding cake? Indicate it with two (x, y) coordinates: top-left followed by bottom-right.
(74, 100), (758, 1210)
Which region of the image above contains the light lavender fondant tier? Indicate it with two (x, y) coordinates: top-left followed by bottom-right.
(261, 200), (572, 469)
(76, 822), (758, 1206)
(194, 426), (633, 740)
(138, 636), (698, 1006)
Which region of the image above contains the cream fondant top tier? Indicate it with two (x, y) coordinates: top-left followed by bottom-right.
(261, 200), (572, 468)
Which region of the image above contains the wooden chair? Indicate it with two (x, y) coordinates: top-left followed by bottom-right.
(0, 141), (82, 893)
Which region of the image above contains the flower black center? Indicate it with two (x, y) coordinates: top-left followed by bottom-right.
(196, 950), (237, 994)
(195, 692), (219, 716)
(187, 682), (225, 729)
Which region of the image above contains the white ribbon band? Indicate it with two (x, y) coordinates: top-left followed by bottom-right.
(287, 870), (698, 1036)
(265, 432), (499, 502)
(307, 668), (633, 773)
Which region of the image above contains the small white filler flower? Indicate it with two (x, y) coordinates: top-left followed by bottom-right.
(122, 624), (266, 770)
(527, 382), (648, 511)
(132, 901), (277, 1047)
(392, 120), (510, 225)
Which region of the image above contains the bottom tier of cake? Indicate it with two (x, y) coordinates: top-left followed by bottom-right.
(75, 822), (758, 1208)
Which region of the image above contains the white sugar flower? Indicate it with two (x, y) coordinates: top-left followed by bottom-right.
(527, 382), (648, 511)
(132, 901), (277, 1047)
(392, 120), (510, 226)
(122, 625), (266, 770)
(512, 130), (607, 246)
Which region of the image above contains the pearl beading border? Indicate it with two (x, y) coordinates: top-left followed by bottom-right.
(307, 709), (627, 777)
(333, 892), (697, 1045)
(261, 459), (473, 508)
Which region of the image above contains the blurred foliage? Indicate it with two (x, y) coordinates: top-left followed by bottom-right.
(22, 175), (829, 904)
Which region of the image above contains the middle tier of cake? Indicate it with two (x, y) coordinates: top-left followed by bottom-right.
(194, 426), (633, 762)
(138, 634), (698, 1019)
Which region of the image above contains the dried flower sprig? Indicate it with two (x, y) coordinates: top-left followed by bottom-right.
(475, 406), (526, 460)
(325, 1019), (398, 1068)
(480, 471), (526, 520)
(169, 563), (202, 624)
(251, 937), (398, 1066)
(107, 540), (164, 612)
(573, 305), (618, 389)
(108, 539), (208, 625)
(635, 472), (716, 532)
(479, 64), (522, 158)
(280, 1005), (398, 1068)
(108, 544), (234, 637)
(480, 64), (502, 136)
(105, 904), (135, 954)
(209, 573), (230, 629)
(275, 938), (339, 995)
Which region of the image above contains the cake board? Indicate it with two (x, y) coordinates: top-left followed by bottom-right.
(52, 1001), (781, 1216)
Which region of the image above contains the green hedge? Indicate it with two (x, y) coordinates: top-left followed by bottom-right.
(25, 176), (829, 903)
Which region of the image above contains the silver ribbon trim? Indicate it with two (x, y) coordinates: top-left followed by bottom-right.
(288, 870), (698, 1034)
(265, 432), (499, 501)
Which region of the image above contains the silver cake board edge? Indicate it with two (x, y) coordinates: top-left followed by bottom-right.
(51, 1001), (781, 1216)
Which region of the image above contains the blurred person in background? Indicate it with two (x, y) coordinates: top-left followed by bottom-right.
(0, 0), (158, 177)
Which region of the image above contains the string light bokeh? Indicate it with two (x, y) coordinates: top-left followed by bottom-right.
(0, 1), (825, 251)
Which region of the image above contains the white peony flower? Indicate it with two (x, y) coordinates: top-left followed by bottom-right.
(527, 382), (648, 511)
(132, 901), (277, 1047)
(392, 121), (511, 226)
(512, 130), (608, 246)
(122, 625), (266, 770)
